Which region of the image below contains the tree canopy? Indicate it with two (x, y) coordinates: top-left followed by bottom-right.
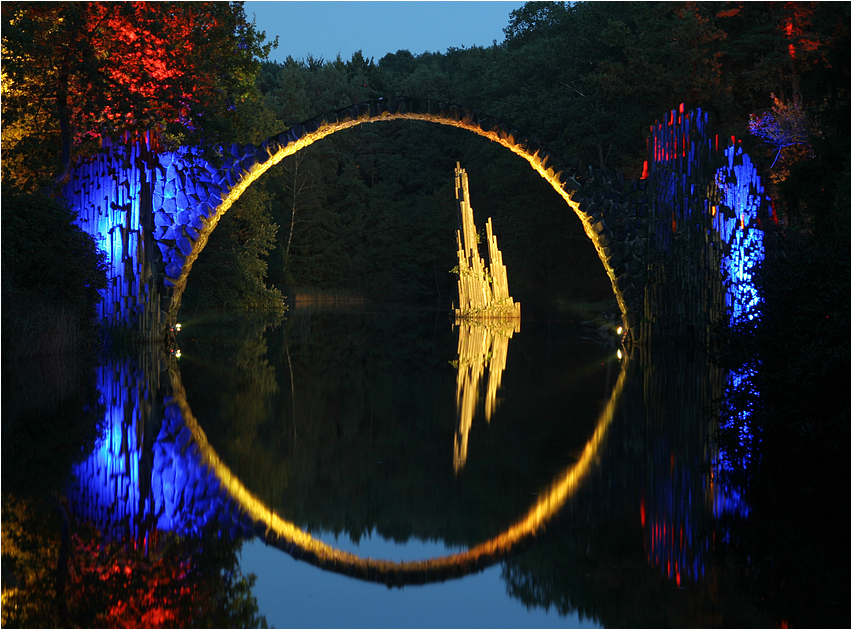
(1, 1), (276, 191)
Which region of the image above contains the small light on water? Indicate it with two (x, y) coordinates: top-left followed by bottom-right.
(616, 326), (623, 335)
(176, 323), (182, 332)
(617, 349), (623, 360)
(175, 349), (182, 359)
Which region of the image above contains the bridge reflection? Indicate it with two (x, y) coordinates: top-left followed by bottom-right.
(67, 331), (757, 592)
(67, 345), (626, 585)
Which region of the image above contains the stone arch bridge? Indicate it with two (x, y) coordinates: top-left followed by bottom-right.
(65, 98), (774, 347)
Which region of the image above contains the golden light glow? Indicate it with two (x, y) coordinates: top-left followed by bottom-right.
(453, 318), (518, 472)
(168, 350), (628, 585)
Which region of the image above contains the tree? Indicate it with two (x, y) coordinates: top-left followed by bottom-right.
(180, 186), (285, 315)
(1, 193), (107, 357)
(748, 93), (812, 172)
(2, 495), (268, 628)
(503, 1), (570, 42)
(1, 1), (276, 191)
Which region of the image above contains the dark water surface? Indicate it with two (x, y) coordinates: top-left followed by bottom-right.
(2, 307), (843, 627)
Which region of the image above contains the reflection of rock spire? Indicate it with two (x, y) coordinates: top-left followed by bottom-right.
(453, 318), (519, 473)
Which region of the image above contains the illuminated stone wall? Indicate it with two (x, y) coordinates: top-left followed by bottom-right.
(64, 136), (267, 341)
(64, 135), (161, 333)
(642, 105), (776, 346)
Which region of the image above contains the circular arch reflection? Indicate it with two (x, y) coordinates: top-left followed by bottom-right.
(168, 353), (628, 586)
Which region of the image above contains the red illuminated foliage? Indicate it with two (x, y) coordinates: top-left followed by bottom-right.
(1, 1), (276, 189)
(1, 496), (266, 629)
(63, 527), (266, 629)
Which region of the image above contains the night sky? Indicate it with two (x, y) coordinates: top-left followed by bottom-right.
(243, 1), (527, 64)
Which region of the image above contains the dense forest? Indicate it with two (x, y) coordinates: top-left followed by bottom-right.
(172, 2), (850, 319)
(4, 2), (847, 318)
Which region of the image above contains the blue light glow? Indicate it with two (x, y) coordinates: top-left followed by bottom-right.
(64, 137), (223, 328)
(714, 146), (769, 326)
(710, 143), (771, 516)
(67, 357), (240, 543)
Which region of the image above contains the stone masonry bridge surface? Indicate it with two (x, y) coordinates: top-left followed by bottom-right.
(66, 98), (774, 346)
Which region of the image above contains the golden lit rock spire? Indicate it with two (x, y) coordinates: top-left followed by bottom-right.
(451, 162), (521, 471)
(453, 163), (521, 321)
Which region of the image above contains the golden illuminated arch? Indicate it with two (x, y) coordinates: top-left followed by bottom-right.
(167, 352), (628, 586)
(167, 100), (630, 332)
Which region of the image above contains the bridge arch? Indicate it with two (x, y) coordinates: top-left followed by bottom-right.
(153, 98), (644, 335)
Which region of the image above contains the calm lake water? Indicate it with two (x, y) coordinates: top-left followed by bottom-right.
(2, 306), (842, 627)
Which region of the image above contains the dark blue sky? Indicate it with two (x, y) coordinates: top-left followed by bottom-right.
(244, 1), (527, 64)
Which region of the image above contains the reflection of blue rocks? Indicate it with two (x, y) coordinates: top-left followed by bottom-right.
(67, 355), (253, 543)
(66, 358), (152, 541)
(149, 398), (254, 538)
(67, 330), (628, 586)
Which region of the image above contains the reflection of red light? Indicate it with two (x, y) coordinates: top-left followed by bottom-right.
(786, 18), (796, 59)
(640, 497), (646, 527)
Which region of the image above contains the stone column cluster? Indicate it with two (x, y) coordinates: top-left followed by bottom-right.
(64, 136), (161, 337)
(642, 106), (776, 347)
(453, 162), (520, 320)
